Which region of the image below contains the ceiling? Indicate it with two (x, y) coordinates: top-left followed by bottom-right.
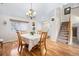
(0, 3), (63, 21)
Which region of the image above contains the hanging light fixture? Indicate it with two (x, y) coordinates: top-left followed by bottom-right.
(26, 3), (36, 19)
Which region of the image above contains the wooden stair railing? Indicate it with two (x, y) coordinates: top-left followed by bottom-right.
(68, 15), (73, 45)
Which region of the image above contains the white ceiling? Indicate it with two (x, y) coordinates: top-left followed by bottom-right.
(0, 3), (63, 21)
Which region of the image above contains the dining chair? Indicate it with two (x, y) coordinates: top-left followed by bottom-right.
(31, 32), (48, 56)
(0, 39), (3, 56)
(16, 31), (28, 54)
(0, 39), (3, 48)
(37, 30), (42, 34)
(20, 30), (28, 34)
(40, 32), (48, 55)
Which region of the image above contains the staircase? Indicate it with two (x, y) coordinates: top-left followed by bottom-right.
(58, 22), (70, 44)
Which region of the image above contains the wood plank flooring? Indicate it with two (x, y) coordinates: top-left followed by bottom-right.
(0, 39), (79, 56)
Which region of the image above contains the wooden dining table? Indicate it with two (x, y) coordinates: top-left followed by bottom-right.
(21, 33), (40, 51)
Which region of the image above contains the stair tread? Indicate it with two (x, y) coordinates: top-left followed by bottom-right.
(59, 35), (69, 36)
(58, 39), (68, 44)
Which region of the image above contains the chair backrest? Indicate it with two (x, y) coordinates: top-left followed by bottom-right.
(20, 30), (28, 34)
(40, 32), (47, 44)
(37, 30), (42, 34)
(16, 31), (22, 44)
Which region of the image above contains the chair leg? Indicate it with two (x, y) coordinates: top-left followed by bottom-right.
(18, 44), (23, 54)
(0, 42), (3, 56)
(18, 44), (20, 52)
(40, 46), (42, 56)
(44, 48), (47, 56)
(0, 42), (3, 47)
(20, 45), (22, 52)
(40, 49), (41, 56)
(44, 44), (47, 56)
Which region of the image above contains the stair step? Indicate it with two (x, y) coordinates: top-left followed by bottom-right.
(62, 28), (69, 29)
(60, 29), (69, 31)
(58, 38), (68, 41)
(60, 32), (69, 34)
(59, 36), (68, 38)
(58, 38), (69, 41)
(59, 36), (68, 39)
(59, 35), (69, 37)
(58, 36), (68, 39)
(60, 31), (69, 32)
(58, 39), (68, 44)
(59, 32), (69, 34)
(61, 28), (69, 29)
(60, 31), (69, 33)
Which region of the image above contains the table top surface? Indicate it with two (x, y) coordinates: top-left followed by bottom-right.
(21, 33), (40, 40)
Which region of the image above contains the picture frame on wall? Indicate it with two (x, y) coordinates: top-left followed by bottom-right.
(64, 7), (71, 15)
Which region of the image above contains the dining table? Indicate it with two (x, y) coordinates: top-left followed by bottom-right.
(21, 33), (40, 51)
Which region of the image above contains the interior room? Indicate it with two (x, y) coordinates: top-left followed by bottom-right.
(0, 3), (79, 56)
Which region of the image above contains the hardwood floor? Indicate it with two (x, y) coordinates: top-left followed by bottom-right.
(0, 39), (79, 56)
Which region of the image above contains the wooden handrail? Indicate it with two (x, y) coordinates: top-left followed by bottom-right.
(69, 14), (72, 44)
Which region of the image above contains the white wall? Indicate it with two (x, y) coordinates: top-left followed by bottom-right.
(72, 15), (79, 25)
(0, 15), (15, 43)
(49, 7), (61, 41)
(0, 15), (29, 43)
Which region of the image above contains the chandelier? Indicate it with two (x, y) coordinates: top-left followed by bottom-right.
(26, 3), (36, 19)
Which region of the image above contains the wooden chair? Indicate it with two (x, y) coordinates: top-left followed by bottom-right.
(0, 39), (3, 48)
(0, 39), (3, 55)
(40, 32), (47, 55)
(16, 31), (28, 54)
(37, 30), (42, 34)
(31, 32), (48, 56)
(20, 30), (28, 34)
